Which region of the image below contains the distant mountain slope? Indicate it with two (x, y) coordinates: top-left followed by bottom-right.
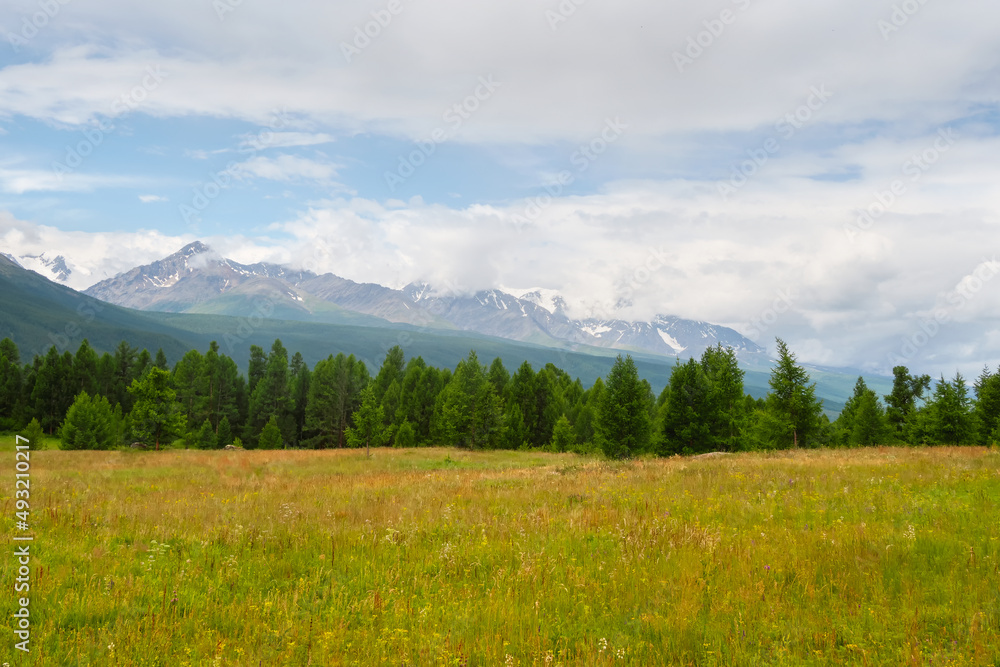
(0, 251), (879, 414)
(84, 242), (766, 361)
(0, 252), (677, 390)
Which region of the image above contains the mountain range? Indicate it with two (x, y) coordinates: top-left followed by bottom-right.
(82, 241), (766, 362)
(0, 243), (896, 414)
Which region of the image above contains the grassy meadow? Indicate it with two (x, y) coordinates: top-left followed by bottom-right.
(2, 438), (1000, 665)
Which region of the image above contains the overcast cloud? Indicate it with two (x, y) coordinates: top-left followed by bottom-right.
(0, 0), (998, 377)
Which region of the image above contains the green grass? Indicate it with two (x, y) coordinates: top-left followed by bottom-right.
(1, 446), (999, 665)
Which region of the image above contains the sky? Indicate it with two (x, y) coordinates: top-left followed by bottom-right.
(0, 0), (998, 378)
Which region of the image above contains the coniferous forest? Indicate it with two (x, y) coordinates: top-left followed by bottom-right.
(2, 335), (996, 454)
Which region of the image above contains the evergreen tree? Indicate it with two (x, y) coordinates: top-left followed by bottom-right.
(395, 359), (443, 444)
(550, 414), (576, 452)
(884, 366), (932, 442)
(302, 353), (369, 448)
(21, 418), (44, 451)
(765, 339), (823, 448)
(258, 415), (283, 450)
(247, 344), (267, 396)
(0, 338), (23, 431)
(837, 377), (889, 447)
(596, 355), (652, 459)
(112, 341), (140, 412)
(373, 346), (406, 402)
(973, 366), (1000, 445)
(153, 348), (169, 371)
(128, 367), (186, 450)
(487, 357), (510, 398)
(135, 348), (153, 379)
(173, 349), (205, 426)
(346, 383), (389, 457)
(436, 351), (501, 449)
(31, 346), (74, 434)
(72, 340), (100, 396)
(700, 345), (746, 450)
(926, 373), (978, 444)
(247, 339), (292, 446)
(395, 420), (416, 448)
(190, 418), (217, 450)
(216, 415), (234, 449)
(61, 391), (118, 450)
(659, 357), (713, 455)
(288, 352), (311, 447)
(499, 403), (529, 449)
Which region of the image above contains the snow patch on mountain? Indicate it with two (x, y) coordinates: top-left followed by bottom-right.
(657, 328), (687, 353)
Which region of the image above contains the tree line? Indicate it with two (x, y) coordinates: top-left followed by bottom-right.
(0, 336), (996, 454)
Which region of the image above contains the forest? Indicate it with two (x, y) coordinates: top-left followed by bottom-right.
(0, 335), (996, 455)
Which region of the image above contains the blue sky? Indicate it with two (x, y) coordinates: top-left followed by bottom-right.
(1, 0), (999, 376)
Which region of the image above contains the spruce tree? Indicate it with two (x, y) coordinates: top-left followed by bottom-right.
(596, 355), (652, 459)
(765, 339), (823, 448)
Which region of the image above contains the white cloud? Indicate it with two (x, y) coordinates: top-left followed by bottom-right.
(234, 155), (347, 188)
(0, 0), (998, 378)
(0, 2), (995, 144)
(138, 194), (168, 203)
(239, 132), (335, 151)
(0, 165), (143, 194)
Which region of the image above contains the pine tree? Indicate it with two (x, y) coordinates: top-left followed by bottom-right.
(346, 384), (389, 457)
(112, 341), (140, 412)
(596, 355), (652, 459)
(288, 351), (310, 447)
(128, 367), (186, 450)
(247, 339), (292, 446)
(190, 418), (217, 450)
(302, 353), (369, 448)
(884, 366), (932, 442)
(700, 345), (746, 451)
(436, 351), (501, 449)
(72, 340), (99, 396)
(21, 418), (44, 451)
(926, 373), (978, 444)
(973, 366), (1000, 446)
(838, 377), (889, 447)
(216, 416), (233, 449)
(765, 339), (823, 448)
(0, 338), (23, 431)
(31, 346), (74, 434)
(395, 420), (416, 448)
(659, 357), (713, 455)
(550, 414), (576, 452)
(247, 344), (267, 396)
(258, 415), (283, 450)
(61, 391), (118, 450)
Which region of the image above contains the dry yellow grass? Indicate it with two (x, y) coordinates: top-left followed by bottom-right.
(2, 444), (999, 665)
